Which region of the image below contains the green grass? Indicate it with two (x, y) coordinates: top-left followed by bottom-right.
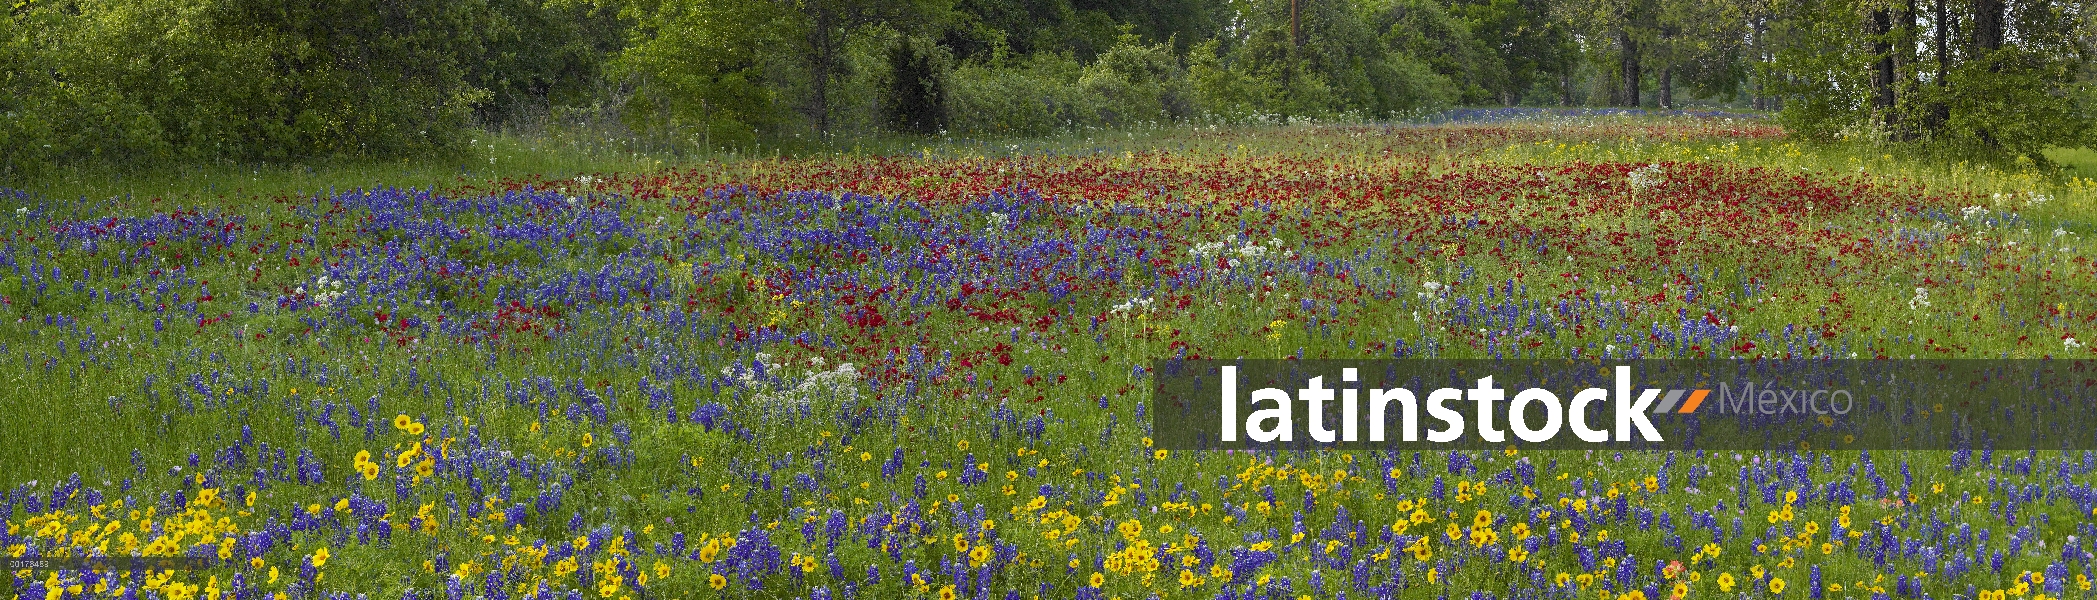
(1, 119), (2093, 600)
(2045, 147), (2097, 177)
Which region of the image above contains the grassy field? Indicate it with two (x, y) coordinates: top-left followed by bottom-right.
(3, 115), (2095, 600)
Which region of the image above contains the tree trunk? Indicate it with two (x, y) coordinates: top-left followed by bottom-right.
(1892, 0), (1917, 139)
(1871, 9), (1894, 114)
(1619, 30), (1640, 108)
(1972, 0), (2004, 146)
(1291, 0), (1302, 48)
(1560, 71), (1573, 106)
(809, 7), (836, 136)
(1658, 66), (1672, 109)
(1974, 0), (2003, 52)
(1929, 0), (1947, 131)
(1751, 16), (1768, 111)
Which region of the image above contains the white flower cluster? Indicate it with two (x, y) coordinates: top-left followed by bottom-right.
(1994, 191), (2050, 207)
(1417, 281), (1443, 299)
(721, 352), (789, 387)
(1110, 296), (1154, 314)
(724, 353), (862, 408)
(1908, 287), (1930, 310)
(1237, 238), (1284, 259)
(1960, 205), (1991, 221)
(1627, 164), (1665, 191)
(1188, 238), (1286, 269)
(985, 212), (1008, 235)
(299, 276), (348, 308)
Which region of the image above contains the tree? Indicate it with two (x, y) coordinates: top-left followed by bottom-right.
(614, 0), (790, 147)
(886, 36), (951, 134)
(4, 0), (492, 171)
(468, 0), (630, 124)
(1449, 0), (1577, 105)
(1364, 0), (1489, 106)
(790, 0), (950, 136)
(1761, 0), (2095, 160)
(1555, 0), (1661, 107)
(1206, 0), (1455, 119)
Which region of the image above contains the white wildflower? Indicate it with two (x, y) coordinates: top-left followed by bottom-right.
(1628, 164), (1665, 191)
(1110, 297), (1154, 314)
(1188, 241), (1226, 258)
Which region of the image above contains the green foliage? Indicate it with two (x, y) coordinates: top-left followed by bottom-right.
(1934, 51), (2097, 161)
(945, 31), (1199, 136)
(942, 0), (1122, 60)
(1185, 39), (1285, 122)
(1762, 0), (1867, 141)
(949, 53), (1092, 136)
(1370, 0), (1502, 105)
(1076, 0), (1226, 53)
(5, 0), (2094, 173)
(467, 0), (629, 123)
(1763, 0), (2097, 162)
(612, 0), (789, 147)
(886, 36), (954, 134)
(1446, 0), (1573, 105)
(2, 0), (488, 175)
(1196, 0), (1456, 121)
(1079, 32), (1195, 125)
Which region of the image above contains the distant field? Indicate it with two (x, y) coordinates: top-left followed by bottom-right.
(4, 117), (2095, 600)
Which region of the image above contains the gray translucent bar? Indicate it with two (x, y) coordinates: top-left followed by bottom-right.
(1151, 359), (2097, 451)
(0, 557), (210, 572)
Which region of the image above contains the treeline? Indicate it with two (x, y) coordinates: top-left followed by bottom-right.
(3, 0), (2093, 174)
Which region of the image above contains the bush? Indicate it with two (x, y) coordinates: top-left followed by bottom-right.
(885, 36), (952, 135)
(948, 54), (1090, 137)
(612, 0), (789, 148)
(1077, 32), (1194, 127)
(946, 33), (1202, 137)
(2, 0), (488, 175)
(1933, 50), (2096, 162)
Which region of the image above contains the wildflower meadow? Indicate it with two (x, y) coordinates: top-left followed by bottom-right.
(5, 115), (2097, 600)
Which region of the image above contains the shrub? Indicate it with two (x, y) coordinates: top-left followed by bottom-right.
(2, 0), (488, 174)
(885, 36), (953, 135)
